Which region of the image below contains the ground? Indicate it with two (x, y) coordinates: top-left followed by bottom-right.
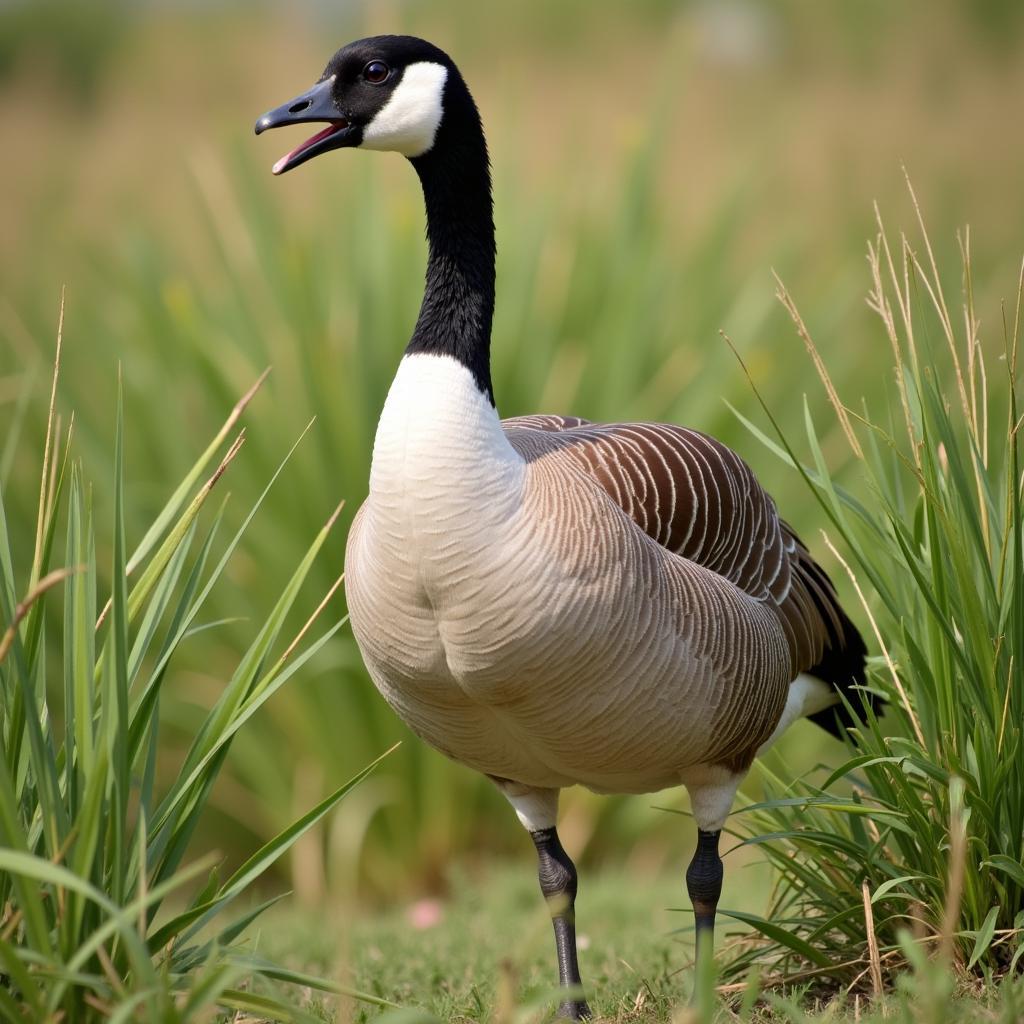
(259, 862), (690, 1022)
(251, 862), (1019, 1023)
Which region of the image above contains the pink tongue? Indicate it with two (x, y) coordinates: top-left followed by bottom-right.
(273, 122), (344, 174)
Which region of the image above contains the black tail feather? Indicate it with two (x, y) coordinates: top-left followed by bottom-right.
(806, 598), (873, 739)
(783, 523), (880, 739)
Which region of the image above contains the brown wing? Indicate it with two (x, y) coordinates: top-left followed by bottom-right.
(503, 416), (790, 602)
(503, 415), (871, 731)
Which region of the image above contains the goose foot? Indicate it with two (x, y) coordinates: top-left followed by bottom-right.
(555, 997), (592, 1020)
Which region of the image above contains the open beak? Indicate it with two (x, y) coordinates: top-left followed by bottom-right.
(254, 76), (353, 175)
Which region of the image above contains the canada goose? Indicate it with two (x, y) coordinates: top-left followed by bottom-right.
(256, 35), (872, 1018)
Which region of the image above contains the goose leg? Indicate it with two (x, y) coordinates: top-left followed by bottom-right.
(683, 770), (742, 970)
(685, 828), (723, 964)
(531, 827), (590, 1020)
(495, 782), (590, 1020)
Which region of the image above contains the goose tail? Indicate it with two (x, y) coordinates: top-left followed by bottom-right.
(784, 525), (879, 738)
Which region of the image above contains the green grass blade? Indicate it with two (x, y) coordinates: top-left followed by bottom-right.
(717, 908), (833, 968)
(124, 370), (267, 578)
(968, 906), (1000, 969)
(106, 377), (132, 907)
(0, 759), (53, 958)
(225, 957), (402, 1009)
(154, 742), (392, 951)
(215, 989), (325, 1024)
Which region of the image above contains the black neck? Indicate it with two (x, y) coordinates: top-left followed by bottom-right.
(407, 73), (496, 405)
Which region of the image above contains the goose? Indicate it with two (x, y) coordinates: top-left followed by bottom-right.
(256, 35), (872, 1018)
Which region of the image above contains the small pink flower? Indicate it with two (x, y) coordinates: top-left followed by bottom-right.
(407, 898), (444, 930)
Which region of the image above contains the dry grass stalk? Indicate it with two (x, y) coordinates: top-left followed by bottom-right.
(902, 172), (969, 422)
(95, 943), (126, 1001)
(492, 958), (517, 1024)
(279, 568), (345, 666)
(877, 194), (997, 554)
(967, 275), (991, 551)
(773, 272), (864, 460)
(820, 531), (926, 747)
(31, 286), (65, 587)
(95, 429), (247, 630)
(866, 232), (917, 462)
(1011, 256), (1023, 377)
(997, 655), (1013, 755)
(0, 905), (23, 945)
(958, 227), (988, 465)
(0, 566), (82, 666)
(938, 780), (967, 967)
(861, 879), (883, 999)
(714, 954), (867, 996)
(873, 203), (918, 381)
(124, 366), (269, 577)
(901, 178), (994, 551)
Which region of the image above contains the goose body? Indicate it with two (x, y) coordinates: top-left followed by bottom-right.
(346, 354), (840, 799)
(257, 36), (871, 1016)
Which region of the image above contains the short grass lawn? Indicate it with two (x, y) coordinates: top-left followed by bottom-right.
(254, 861), (1020, 1023)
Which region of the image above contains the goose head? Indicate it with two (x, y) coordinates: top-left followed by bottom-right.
(255, 35), (462, 174)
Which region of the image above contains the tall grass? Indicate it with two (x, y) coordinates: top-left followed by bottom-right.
(0, 317), (393, 1021)
(722, 192), (1024, 993)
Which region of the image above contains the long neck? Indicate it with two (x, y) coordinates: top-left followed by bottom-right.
(407, 79), (496, 405)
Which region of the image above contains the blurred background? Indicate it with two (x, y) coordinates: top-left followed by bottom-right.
(2, 0), (1023, 916)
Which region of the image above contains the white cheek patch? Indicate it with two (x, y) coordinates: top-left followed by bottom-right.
(361, 61), (448, 157)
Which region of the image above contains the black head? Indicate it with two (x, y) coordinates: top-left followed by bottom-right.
(255, 35), (461, 174)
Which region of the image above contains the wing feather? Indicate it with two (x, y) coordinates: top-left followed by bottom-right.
(503, 414), (872, 730)
(504, 416), (790, 602)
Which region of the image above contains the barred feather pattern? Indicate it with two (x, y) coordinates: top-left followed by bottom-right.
(504, 414), (859, 715)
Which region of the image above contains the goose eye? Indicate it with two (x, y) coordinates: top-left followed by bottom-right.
(363, 61), (390, 84)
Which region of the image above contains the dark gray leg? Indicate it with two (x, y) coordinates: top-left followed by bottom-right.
(685, 828), (724, 964)
(530, 827), (590, 1020)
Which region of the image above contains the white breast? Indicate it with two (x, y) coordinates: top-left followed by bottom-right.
(346, 353), (527, 684)
(366, 352), (525, 568)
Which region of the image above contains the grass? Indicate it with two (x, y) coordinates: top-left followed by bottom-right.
(264, 864), (688, 1023)
(255, 861), (1024, 1023)
(713, 192), (1024, 991)
(0, 327), (395, 1020)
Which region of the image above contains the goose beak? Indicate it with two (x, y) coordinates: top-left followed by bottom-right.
(255, 76), (355, 175)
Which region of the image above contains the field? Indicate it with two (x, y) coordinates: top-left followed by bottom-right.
(2, 1), (1023, 1020)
